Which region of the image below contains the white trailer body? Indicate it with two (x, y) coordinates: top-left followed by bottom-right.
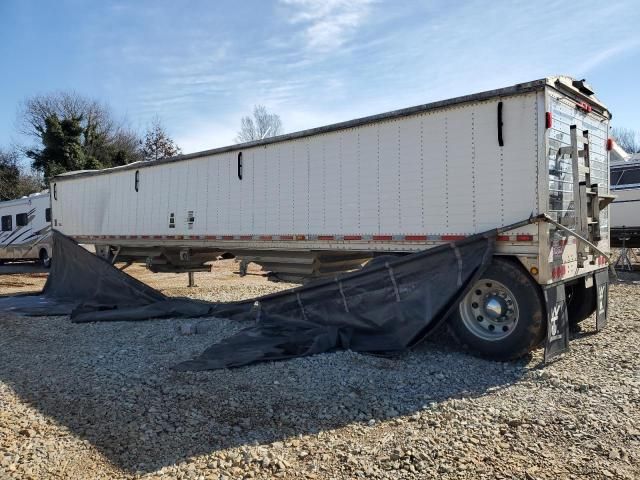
(0, 192), (52, 264)
(50, 76), (614, 359)
(51, 76), (611, 283)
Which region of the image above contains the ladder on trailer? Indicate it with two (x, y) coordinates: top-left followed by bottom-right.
(557, 126), (615, 267)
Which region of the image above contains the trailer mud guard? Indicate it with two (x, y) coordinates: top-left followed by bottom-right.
(594, 269), (609, 331)
(543, 284), (570, 363)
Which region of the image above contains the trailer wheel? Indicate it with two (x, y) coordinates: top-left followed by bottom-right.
(449, 257), (545, 360)
(566, 281), (596, 326)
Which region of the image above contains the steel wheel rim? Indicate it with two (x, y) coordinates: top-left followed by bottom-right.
(459, 279), (519, 341)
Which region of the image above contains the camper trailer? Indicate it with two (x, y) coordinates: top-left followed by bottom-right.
(610, 155), (640, 247)
(0, 192), (52, 266)
(50, 76), (613, 358)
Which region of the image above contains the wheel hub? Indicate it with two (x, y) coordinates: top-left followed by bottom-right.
(459, 280), (519, 341)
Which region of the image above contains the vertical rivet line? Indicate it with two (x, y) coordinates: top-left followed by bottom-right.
(277, 146), (281, 232)
(397, 123), (401, 231)
(445, 116), (449, 229)
(307, 140), (310, 234)
(357, 130), (361, 231)
(322, 138), (326, 231)
(377, 124), (381, 234)
(252, 151), (255, 231)
(420, 117), (425, 230)
(263, 147), (267, 233)
(472, 111), (476, 232)
(339, 134), (343, 231)
(292, 143), (296, 230)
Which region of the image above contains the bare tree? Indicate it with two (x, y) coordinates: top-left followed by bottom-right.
(142, 117), (182, 162)
(612, 127), (640, 154)
(235, 105), (283, 143)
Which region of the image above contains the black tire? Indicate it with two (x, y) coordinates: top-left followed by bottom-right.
(449, 257), (546, 360)
(565, 280), (596, 326)
(39, 248), (51, 269)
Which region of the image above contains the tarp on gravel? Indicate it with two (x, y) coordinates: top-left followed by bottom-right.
(0, 230), (496, 370)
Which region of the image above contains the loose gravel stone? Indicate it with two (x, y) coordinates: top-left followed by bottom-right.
(0, 264), (638, 479)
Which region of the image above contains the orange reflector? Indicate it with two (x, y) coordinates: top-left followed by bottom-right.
(516, 234), (533, 241)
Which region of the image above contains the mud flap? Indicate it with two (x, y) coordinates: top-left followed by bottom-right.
(594, 269), (609, 331)
(543, 284), (569, 363)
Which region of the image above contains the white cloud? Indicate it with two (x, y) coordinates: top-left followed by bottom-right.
(280, 0), (375, 51)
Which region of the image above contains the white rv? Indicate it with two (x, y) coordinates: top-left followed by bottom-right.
(0, 192), (52, 266)
(610, 154), (640, 247)
(50, 76), (613, 358)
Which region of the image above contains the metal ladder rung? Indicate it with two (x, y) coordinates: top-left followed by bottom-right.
(558, 146), (572, 157)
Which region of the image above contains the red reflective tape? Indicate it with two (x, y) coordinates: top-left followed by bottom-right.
(372, 235), (392, 241)
(441, 235), (465, 241)
(516, 234), (533, 241)
(405, 235), (427, 241)
(497, 235), (510, 242)
(153, 235), (163, 240)
(344, 235), (362, 240)
(239, 235), (252, 240)
(222, 235), (234, 240)
(260, 235), (273, 240)
(141, 235), (151, 239)
(317, 235), (334, 240)
(174, 235), (184, 240)
(280, 235), (293, 240)
(204, 235), (216, 240)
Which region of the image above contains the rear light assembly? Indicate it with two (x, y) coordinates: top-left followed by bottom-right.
(606, 138), (613, 151)
(545, 112), (553, 129)
(577, 101), (592, 113)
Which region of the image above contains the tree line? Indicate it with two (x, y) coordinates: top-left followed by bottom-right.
(1, 91), (283, 202)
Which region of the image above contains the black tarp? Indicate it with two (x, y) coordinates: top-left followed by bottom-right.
(0, 230), (496, 370)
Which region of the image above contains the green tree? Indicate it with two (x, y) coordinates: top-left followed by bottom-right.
(0, 147), (43, 201)
(26, 114), (89, 182)
(18, 91), (142, 178)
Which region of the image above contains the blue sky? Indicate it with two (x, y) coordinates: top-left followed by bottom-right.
(1, 0), (639, 159)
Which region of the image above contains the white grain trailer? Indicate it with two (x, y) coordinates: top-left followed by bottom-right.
(0, 192), (52, 266)
(50, 76), (614, 359)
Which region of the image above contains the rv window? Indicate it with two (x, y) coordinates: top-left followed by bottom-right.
(16, 213), (28, 227)
(611, 170), (623, 186)
(619, 168), (640, 186)
(45, 208), (51, 222)
(1, 215), (12, 232)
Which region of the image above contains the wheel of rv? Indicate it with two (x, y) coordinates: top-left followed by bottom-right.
(565, 280), (596, 326)
(39, 248), (51, 268)
(449, 257), (546, 360)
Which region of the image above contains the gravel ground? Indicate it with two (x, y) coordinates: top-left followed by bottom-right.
(0, 263), (638, 480)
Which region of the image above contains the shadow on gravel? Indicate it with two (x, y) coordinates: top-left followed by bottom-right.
(0, 316), (529, 474)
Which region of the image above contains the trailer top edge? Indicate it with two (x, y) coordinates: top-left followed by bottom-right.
(53, 75), (609, 182)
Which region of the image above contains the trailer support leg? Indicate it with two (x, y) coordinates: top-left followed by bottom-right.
(188, 272), (197, 288)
